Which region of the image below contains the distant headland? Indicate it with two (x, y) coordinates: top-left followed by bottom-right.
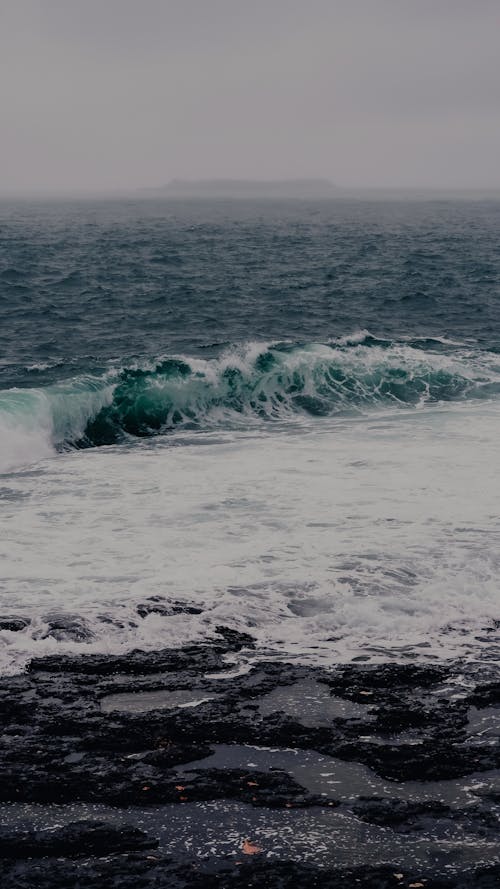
(143, 178), (337, 199)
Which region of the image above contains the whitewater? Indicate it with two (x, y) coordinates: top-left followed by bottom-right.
(1, 196), (500, 674)
(2, 337), (500, 470)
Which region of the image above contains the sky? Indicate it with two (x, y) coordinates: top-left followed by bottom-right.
(1, 0), (499, 193)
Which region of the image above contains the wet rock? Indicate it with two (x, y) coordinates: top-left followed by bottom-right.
(137, 596), (203, 618)
(1, 856), (499, 889)
(13, 649), (500, 790)
(0, 820), (158, 858)
(373, 700), (467, 733)
(2, 644), (500, 883)
(41, 612), (94, 642)
(0, 616), (30, 632)
(329, 737), (500, 782)
(195, 861), (500, 889)
(324, 663), (450, 701)
(214, 626), (256, 650)
(143, 740), (214, 768)
(470, 681), (500, 708)
(28, 643), (229, 675)
(169, 767), (337, 808)
(97, 614), (138, 629)
(353, 797), (452, 829)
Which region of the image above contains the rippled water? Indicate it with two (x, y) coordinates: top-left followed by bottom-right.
(1, 197), (500, 673)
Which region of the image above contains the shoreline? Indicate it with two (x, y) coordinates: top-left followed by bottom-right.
(1, 628), (500, 886)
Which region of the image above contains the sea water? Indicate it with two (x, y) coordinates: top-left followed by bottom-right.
(1, 196), (500, 673)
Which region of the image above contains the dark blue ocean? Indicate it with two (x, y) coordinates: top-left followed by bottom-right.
(1, 197), (500, 673)
(2, 197), (500, 373)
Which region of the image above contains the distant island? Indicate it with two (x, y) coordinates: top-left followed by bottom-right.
(143, 178), (337, 199)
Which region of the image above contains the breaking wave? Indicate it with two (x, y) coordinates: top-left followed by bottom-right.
(2, 337), (500, 471)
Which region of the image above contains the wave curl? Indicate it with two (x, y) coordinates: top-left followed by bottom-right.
(2, 338), (500, 470)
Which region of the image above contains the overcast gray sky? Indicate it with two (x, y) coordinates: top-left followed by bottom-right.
(1, 0), (499, 193)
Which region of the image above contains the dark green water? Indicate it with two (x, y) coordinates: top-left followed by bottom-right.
(1, 197), (500, 456)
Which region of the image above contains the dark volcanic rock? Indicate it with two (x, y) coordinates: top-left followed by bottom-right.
(1, 640), (500, 885)
(470, 681), (500, 708)
(214, 626), (256, 650)
(28, 644), (226, 676)
(137, 596), (203, 618)
(143, 739), (214, 768)
(0, 616), (30, 632)
(4, 650), (498, 797)
(323, 662), (451, 700)
(41, 612), (94, 642)
(353, 796), (451, 828)
(1, 856), (500, 889)
(329, 737), (500, 782)
(171, 767), (337, 808)
(0, 820), (158, 859)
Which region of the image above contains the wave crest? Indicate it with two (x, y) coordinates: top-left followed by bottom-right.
(1, 339), (500, 470)
(79, 341), (500, 446)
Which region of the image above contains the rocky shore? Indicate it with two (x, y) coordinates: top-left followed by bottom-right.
(1, 614), (500, 887)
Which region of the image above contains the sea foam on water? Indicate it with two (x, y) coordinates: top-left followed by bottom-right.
(1, 395), (500, 674)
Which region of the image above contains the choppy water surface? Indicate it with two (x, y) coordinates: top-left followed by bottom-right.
(1, 197), (500, 673)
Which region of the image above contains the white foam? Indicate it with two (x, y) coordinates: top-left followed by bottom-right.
(330, 329), (373, 346)
(0, 379), (115, 473)
(0, 390), (54, 473)
(3, 340), (500, 475)
(1, 399), (500, 673)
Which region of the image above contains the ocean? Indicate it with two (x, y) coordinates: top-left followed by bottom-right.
(1, 195), (500, 676)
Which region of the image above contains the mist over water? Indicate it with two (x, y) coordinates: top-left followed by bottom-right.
(1, 197), (500, 673)
(2, 1), (500, 193)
